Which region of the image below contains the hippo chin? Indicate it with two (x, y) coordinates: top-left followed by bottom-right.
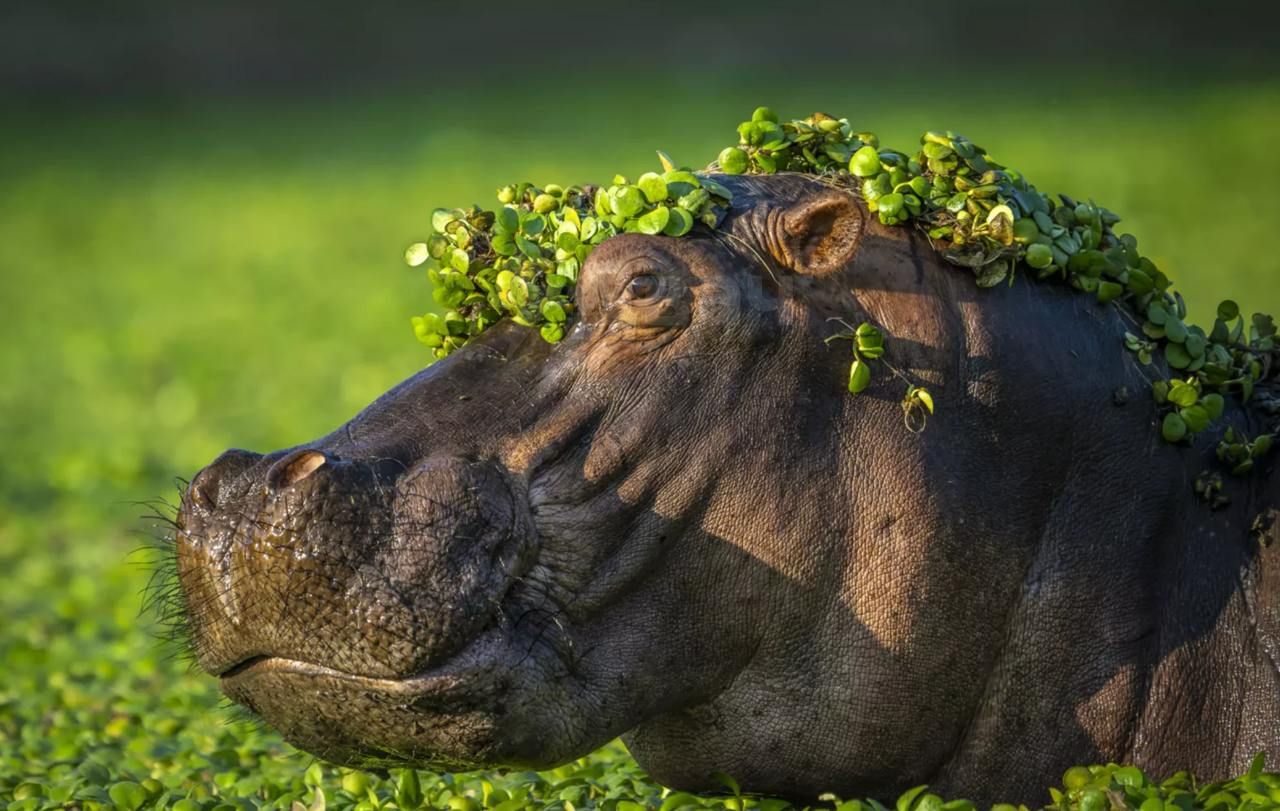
(174, 173), (1280, 804)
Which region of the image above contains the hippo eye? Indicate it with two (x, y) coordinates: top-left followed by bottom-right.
(624, 273), (661, 302)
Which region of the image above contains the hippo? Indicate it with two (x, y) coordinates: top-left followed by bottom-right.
(172, 172), (1280, 805)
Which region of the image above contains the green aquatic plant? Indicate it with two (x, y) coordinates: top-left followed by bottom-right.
(405, 170), (731, 358)
(405, 107), (1277, 469)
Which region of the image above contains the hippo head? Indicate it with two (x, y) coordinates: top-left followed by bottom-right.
(174, 171), (1187, 798)
(174, 172), (889, 766)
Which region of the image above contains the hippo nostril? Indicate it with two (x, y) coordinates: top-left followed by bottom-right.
(266, 449), (330, 492)
(190, 482), (215, 511)
(186, 448), (262, 511)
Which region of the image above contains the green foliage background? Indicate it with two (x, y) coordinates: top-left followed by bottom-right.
(3, 76), (1280, 809)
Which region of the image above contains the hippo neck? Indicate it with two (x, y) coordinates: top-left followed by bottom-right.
(792, 222), (1278, 796)
(898, 226), (1280, 791)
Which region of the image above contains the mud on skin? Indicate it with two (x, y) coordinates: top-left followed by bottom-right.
(174, 174), (1280, 805)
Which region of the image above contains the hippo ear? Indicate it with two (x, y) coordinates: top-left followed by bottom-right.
(777, 192), (865, 275)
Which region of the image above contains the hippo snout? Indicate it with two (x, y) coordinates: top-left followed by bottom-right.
(175, 446), (537, 689)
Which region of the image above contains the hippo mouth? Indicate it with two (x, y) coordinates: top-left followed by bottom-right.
(213, 620), (505, 695)
(207, 621), (564, 771)
(217, 655), (466, 692)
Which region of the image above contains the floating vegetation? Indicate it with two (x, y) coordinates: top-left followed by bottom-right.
(406, 108), (1276, 468)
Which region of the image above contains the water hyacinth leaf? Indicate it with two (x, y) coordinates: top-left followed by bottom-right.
(1126, 269), (1154, 295)
(1168, 381), (1199, 408)
(718, 146), (749, 174)
(443, 310), (467, 335)
(986, 204), (1015, 242)
(1162, 413), (1188, 443)
(108, 782), (148, 811)
(506, 276), (529, 306)
(404, 242), (430, 267)
(855, 324), (885, 357)
(848, 360), (872, 394)
(1152, 380), (1170, 403)
(663, 170), (701, 196)
(555, 236), (581, 260)
(521, 212), (546, 236)
(1184, 332), (1206, 358)
(663, 206), (694, 236)
(879, 193), (905, 217)
(1165, 342), (1192, 370)
(421, 236), (448, 261)
(1097, 281), (1124, 303)
(1254, 434), (1274, 457)
(1202, 393), (1226, 420)
(678, 187), (711, 214)
(922, 140), (953, 160)
(394, 770), (422, 810)
(516, 236), (542, 260)
(609, 185), (646, 218)
(637, 172), (668, 204)
(850, 145), (882, 177)
(908, 386), (935, 414)
(449, 248), (470, 272)
(1210, 318), (1232, 345)
(636, 205), (671, 235)
(490, 233), (515, 256)
(974, 262), (1008, 288)
(496, 206), (519, 234)
(1025, 243), (1053, 269)
(540, 299), (567, 323)
(1012, 217), (1040, 244)
(431, 208), (456, 233)
(1179, 405), (1210, 433)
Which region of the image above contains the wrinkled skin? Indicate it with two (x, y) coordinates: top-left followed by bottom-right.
(174, 174), (1280, 804)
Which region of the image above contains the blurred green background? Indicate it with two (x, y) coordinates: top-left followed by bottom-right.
(2, 2), (1279, 808)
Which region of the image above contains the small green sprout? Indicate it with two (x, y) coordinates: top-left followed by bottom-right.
(1217, 427), (1275, 476)
(825, 321), (887, 395)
